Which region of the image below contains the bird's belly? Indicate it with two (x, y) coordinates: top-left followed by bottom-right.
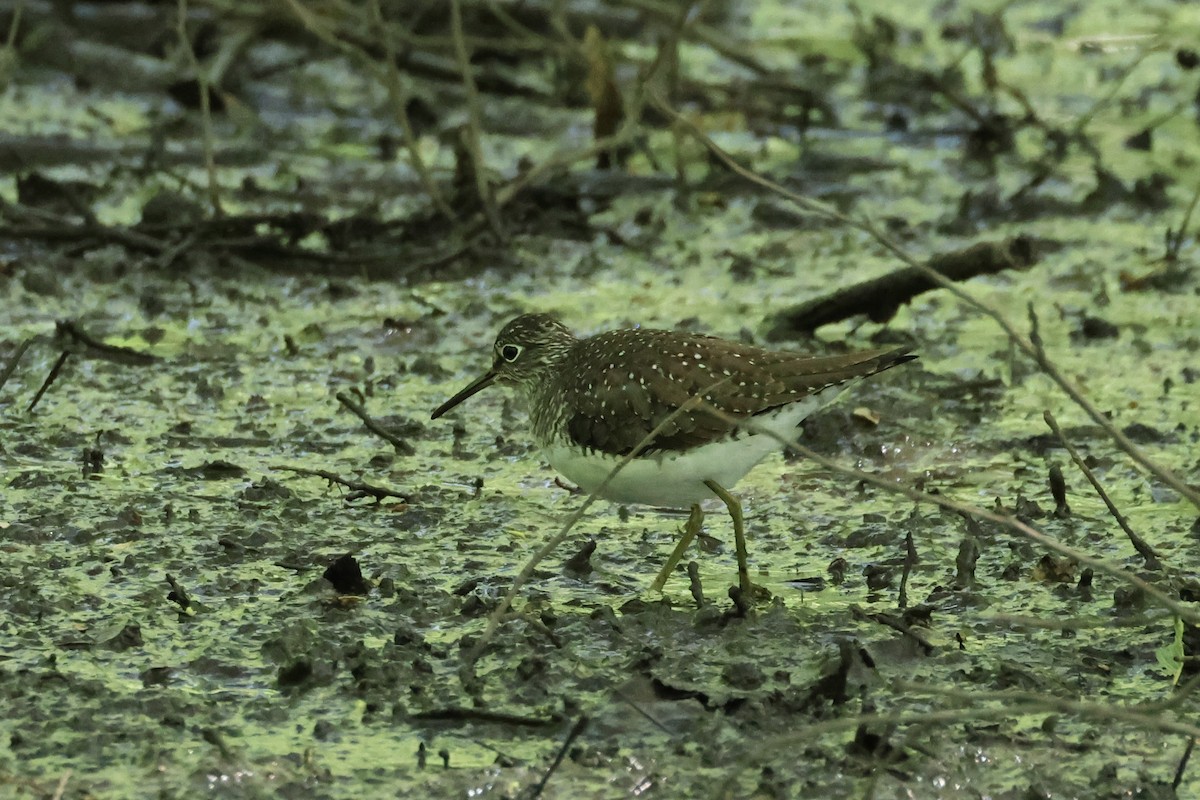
(540, 392), (837, 507)
(543, 432), (785, 508)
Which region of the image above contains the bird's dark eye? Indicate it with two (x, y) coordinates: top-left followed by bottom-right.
(500, 344), (522, 362)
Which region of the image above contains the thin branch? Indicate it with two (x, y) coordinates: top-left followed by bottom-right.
(710, 403), (1200, 626)
(57, 321), (159, 365)
(527, 716), (589, 798)
(649, 90), (1200, 512)
(50, 770), (71, 800)
(1043, 410), (1162, 571)
(367, 0), (457, 221)
(282, 0), (458, 221)
(27, 351), (68, 413)
(0, 337), (34, 394)
(752, 684), (1200, 767)
(177, 0), (222, 215)
(271, 465), (409, 503)
(1165, 182), (1200, 261)
(3, 0), (23, 52)
(336, 391), (416, 456)
(1069, 42), (1163, 140)
(449, 0), (504, 238)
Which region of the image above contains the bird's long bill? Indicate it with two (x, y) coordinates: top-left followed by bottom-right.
(430, 370), (497, 419)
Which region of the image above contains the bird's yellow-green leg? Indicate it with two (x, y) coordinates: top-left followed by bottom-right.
(651, 503), (704, 591)
(704, 479), (751, 597)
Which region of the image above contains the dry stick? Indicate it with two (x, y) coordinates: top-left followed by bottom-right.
(205, 24), (255, 90)
(621, 0), (775, 77)
(50, 770), (71, 800)
(895, 680), (1200, 742)
(1008, 41), (1160, 203)
(485, 7), (687, 213)
(650, 91), (1200, 512)
(392, 8), (681, 256)
(1142, 668), (1200, 714)
(152, 228), (201, 270)
(284, 0), (456, 222)
(0, 196), (169, 255)
(462, 391), (713, 669)
(176, 0), (222, 216)
(761, 670), (1200, 775)
(56, 321), (159, 365)
(850, 606), (934, 655)
(26, 351), (68, 413)
(917, 676), (1200, 726)
(482, 0), (565, 53)
(1043, 409), (1162, 571)
(1165, 182), (1200, 261)
(0, 337), (34, 394)
(3, 1), (21, 52)
(271, 464), (409, 502)
(528, 715), (589, 799)
(449, 0), (505, 239)
(702, 403), (1200, 626)
(1069, 43), (1162, 141)
(350, 35), (652, 263)
(898, 530), (915, 609)
(335, 391), (416, 456)
(1173, 736), (1195, 792)
(788, 697), (1200, 749)
(367, 0), (457, 222)
(748, 670), (1200, 773)
(988, 611), (1166, 631)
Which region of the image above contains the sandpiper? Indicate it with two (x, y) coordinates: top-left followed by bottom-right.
(431, 314), (914, 597)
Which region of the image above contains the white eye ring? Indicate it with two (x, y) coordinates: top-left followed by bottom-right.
(499, 343), (523, 362)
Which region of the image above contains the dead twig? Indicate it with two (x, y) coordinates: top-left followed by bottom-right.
(335, 391), (416, 456)
(765, 235), (1039, 337)
(449, 0), (504, 238)
(650, 90), (1200, 512)
(491, 0), (687, 211)
(27, 351), (68, 413)
(56, 321), (159, 365)
(526, 716), (589, 799)
(367, 0), (457, 222)
(619, 0), (776, 78)
(50, 770), (71, 800)
(743, 673), (1200, 779)
(3, 1), (22, 55)
(1043, 409), (1162, 572)
(0, 196), (170, 254)
(271, 465), (410, 503)
(714, 403), (1200, 626)
(22, 321), (159, 412)
(850, 605), (934, 655)
(898, 529), (916, 609)
(1173, 736), (1195, 792)
(1008, 41), (1160, 205)
(0, 337), (34, 395)
(176, 0), (222, 215)
(1164, 183), (1200, 262)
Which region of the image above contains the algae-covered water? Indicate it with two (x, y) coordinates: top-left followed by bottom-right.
(2, 1), (1199, 797)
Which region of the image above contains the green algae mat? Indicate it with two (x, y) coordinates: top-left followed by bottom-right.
(2, 1), (1200, 798)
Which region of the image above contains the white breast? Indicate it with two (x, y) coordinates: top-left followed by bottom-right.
(541, 391), (837, 507)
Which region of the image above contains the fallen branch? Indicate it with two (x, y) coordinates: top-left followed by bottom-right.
(651, 89), (1200, 511)
(271, 465), (410, 503)
(335, 391), (416, 456)
(1044, 410), (1162, 572)
(765, 235), (1039, 338)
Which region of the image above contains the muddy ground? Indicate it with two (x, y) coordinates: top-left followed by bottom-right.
(2, 1), (1200, 798)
